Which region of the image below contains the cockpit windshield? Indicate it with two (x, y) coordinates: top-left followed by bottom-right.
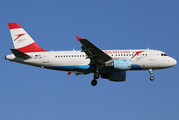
(161, 53), (168, 56)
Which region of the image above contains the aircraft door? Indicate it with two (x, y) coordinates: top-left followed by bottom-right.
(149, 50), (155, 61)
(43, 52), (49, 63)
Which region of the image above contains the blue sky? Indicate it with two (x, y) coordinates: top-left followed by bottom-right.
(1, 0), (179, 120)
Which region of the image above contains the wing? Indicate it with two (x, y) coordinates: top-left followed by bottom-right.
(76, 36), (112, 65)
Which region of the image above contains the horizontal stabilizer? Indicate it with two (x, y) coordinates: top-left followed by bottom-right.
(10, 49), (31, 59)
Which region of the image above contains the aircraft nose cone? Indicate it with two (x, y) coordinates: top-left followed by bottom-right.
(170, 58), (177, 67)
(173, 59), (177, 66)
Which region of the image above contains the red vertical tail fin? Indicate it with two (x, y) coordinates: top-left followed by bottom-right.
(8, 23), (46, 53)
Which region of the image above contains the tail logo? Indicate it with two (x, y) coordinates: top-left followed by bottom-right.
(14, 33), (26, 41)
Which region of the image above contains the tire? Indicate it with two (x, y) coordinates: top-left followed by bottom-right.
(150, 76), (154, 81)
(91, 79), (97, 86)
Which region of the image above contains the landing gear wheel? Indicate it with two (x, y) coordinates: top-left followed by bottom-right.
(149, 69), (154, 81)
(94, 72), (100, 79)
(150, 76), (154, 81)
(91, 79), (97, 86)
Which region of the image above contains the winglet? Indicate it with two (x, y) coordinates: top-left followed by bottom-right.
(75, 36), (81, 41)
(68, 71), (71, 75)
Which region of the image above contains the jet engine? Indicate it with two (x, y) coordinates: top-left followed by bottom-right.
(105, 59), (131, 70)
(101, 71), (126, 82)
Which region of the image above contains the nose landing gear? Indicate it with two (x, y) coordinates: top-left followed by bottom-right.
(149, 69), (154, 81)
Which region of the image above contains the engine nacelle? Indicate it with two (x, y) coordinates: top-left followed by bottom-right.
(101, 71), (126, 82)
(105, 59), (131, 70)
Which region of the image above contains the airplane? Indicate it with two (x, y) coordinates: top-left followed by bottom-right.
(5, 23), (177, 86)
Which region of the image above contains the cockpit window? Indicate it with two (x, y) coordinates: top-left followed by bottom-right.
(161, 53), (168, 56)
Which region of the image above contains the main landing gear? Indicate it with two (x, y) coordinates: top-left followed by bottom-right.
(149, 69), (154, 81)
(91, 72), (100, 86)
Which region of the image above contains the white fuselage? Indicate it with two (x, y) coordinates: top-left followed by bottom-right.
(5, 49), (177, 73)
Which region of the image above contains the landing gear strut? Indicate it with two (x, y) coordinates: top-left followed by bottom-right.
(91, 72), (100, 86)
(94, 72), (100, 79)
(149, 69), (154, 81)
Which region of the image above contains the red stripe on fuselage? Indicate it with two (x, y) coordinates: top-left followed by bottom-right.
(131, 51), (144, 59)
(18, 42), (46, 53)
